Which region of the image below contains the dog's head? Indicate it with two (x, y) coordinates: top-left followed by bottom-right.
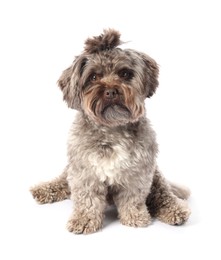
(58, 29), (159, 127)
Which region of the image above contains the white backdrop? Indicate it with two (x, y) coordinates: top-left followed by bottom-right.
(0, 0), (220, 259)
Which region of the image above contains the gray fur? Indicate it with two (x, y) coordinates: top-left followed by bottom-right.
(30, 29), (191, 234)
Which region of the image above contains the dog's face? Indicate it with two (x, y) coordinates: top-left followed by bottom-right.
(58, 29), (159, 127)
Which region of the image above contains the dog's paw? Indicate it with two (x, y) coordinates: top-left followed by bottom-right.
(120, 209), (152, 227)
(30, 182), (70, 204)
(30, 185), (54, 204)
(156, 199), (191, 225)
(67, 216), (102, 234)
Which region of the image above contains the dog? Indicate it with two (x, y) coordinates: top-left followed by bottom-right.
(30, 29), (191, 234)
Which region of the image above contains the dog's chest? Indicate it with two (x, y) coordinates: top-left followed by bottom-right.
(68, 116), (156, 185)
(88, 141), (131, 184)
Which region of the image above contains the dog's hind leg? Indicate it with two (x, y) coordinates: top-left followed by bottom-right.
(30, 168), (70, 204)
(146, 169), (191, 225)
(169, 181), (190, 200)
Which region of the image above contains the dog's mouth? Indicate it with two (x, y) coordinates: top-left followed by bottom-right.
(101, 103), (131, 121)
(83, 84), (144, 126)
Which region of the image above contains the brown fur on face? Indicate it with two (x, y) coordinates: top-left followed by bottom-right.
(82, 77), (145, 127)
(58, 29), (159, 126)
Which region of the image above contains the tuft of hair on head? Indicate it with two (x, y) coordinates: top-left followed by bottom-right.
(84, 29), (122, 54)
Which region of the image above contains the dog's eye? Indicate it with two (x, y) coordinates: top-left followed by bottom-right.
(118, 69), (134, 80)
(90, 73), (98, 81)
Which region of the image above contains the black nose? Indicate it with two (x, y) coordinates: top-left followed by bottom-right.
(104, 88), (118, 99)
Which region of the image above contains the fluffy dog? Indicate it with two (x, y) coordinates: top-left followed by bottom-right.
(30, 29), (191, 234)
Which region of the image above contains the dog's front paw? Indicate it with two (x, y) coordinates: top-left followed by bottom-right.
(156, 199), (191, 225)
(120, 209), (151, 227)
(67, 215), (103, 234)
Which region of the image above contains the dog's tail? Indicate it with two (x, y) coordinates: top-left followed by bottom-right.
(169, 182), (191, 200)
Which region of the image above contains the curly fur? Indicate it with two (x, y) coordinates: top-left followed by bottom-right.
(30, 29), (191, 234)
(84, 29), (122, 54)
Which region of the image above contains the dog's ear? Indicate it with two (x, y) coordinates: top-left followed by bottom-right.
(58, 56), (87, 109)
(137, 52), (159, 98)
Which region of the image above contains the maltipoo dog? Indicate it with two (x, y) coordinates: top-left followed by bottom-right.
(31, 29), (190, 234)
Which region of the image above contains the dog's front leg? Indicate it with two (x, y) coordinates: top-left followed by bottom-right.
(67, 181), (108, 234)
(114, 186), (152, 227)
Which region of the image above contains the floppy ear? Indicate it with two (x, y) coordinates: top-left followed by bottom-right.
(57, 56), (87, 110)
(138, 52), (159, 98)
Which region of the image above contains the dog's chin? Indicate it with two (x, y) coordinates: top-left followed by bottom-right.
(95, 104), (130, 126)
(102, 104), (130, 119)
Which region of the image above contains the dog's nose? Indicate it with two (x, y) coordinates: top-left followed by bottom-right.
(104, 88), (118, 99)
